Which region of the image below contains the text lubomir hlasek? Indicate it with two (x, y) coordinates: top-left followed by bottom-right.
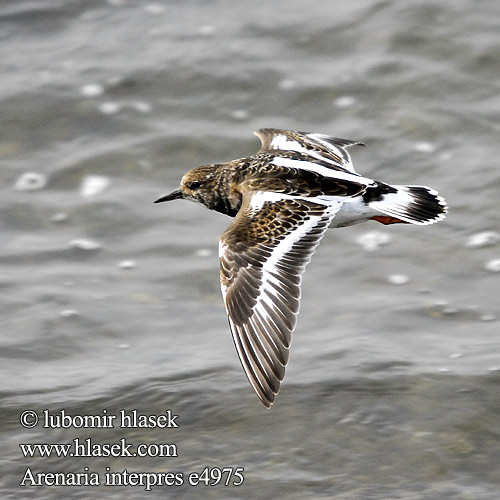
(42, 409), (179, 429)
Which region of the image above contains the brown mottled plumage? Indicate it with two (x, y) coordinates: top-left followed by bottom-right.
(155, 128), (447, 407)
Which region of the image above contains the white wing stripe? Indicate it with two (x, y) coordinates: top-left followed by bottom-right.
(271, 156), (373, 185)
(307, 133), (354, 169)
(269, 136), (342, 166)
(249, 191), (299, 211)
(262, 202), (340, 272)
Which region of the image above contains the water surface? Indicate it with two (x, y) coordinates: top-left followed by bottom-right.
(1, 1), (499, 498)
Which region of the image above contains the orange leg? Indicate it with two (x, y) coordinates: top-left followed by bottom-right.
(371, 216), (409, 225)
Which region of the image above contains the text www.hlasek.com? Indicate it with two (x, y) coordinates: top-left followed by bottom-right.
(20, 438), (177, 458)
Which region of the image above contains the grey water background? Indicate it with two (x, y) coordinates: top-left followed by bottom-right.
(1, 0), (500, 498)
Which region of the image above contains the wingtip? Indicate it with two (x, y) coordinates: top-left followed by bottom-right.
(258, 397), (274, 409)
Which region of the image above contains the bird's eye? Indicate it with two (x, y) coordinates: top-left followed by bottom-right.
(187, 180), (202, 190)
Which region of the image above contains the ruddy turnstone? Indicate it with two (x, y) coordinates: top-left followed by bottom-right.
(155, 128), (447, 408)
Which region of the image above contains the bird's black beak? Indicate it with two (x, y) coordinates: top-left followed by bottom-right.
(154, 189), (183, 203)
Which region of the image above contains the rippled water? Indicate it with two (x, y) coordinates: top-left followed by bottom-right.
(1, 1), (500, 498)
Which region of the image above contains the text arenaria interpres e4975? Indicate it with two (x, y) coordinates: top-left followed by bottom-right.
(155, 128), (447, 408)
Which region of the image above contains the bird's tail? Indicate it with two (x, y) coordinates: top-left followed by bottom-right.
(368, 184), (448, 225)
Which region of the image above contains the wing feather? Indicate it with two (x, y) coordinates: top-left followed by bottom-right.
(254, 128), (364, 174)
(219, 191), (341, 407)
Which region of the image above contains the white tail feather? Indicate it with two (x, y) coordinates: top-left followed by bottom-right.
(370, 185), (448, 225)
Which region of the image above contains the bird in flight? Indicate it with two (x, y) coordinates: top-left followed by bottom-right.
(155, 128), (447, 408)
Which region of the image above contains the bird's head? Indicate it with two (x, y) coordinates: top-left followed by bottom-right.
(154, 165), (219, 204)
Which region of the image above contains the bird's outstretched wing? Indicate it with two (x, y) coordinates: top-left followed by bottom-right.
(219, 191), (341, 407)
(254, 128), (364, 174)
